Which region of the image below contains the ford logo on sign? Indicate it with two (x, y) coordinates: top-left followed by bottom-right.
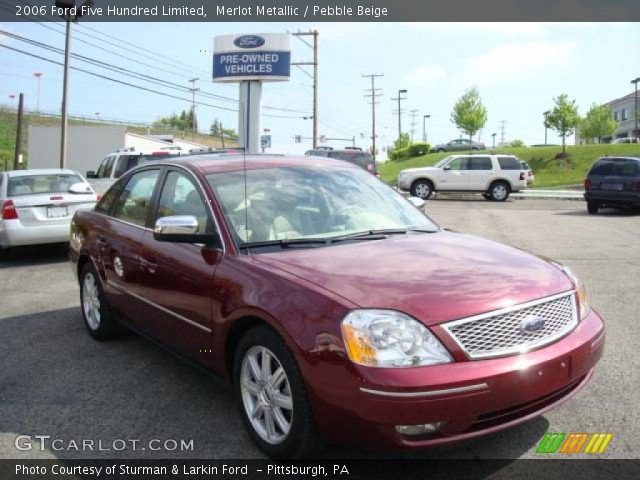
(520, 315), (546, 334)
(234, 35), (265, 49)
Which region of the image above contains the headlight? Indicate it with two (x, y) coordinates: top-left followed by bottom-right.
(562, 266), (590, 320)
(341, 309), (453, 368)
(398, 172), (410, 181)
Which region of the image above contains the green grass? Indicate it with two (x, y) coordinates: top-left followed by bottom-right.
(379, 144), (640, 188)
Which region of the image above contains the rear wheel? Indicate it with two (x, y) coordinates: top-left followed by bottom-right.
(410, 179), (434, 200)
(587, 201), (599, 215)
(437, 148), (445, 153)
(471, 147), (479, 151)
(488, 181), (510, 202)
(234, 325), (321, 458)
(80, 263), (123, 340)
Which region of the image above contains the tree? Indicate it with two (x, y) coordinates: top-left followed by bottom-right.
(210, 118), (222, 137)
(546, 94), (580, 157)
(450, 87), (488, 143)
(580, 104), (617, 144)
(510, 139), (525, 147)
(393, 132), (410, 150)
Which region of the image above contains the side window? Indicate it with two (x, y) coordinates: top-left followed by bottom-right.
(446, 157), (465, 170)
(113, 169), (160, 227)
(113, 156), (130, 179)
(94, 178), (125, 215)
(156, 171), (211, 234)
(104, 156), (116, 179)
(96, 156), (113, 178)
(497, 156), (522, 170)
(469, 157), (492, 170)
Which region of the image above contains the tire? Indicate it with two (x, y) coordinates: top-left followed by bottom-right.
(437, 148), (445, 153)
(233, 325), (322, 458)
(587, 201), (599, 215)
(471, 147), (479, 151)
(410, 179), (434, 200)
(488, 181), (510, 202)
(79, 263), (123, 340)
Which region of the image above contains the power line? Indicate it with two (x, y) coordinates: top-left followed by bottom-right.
(409, 109), (419, 143)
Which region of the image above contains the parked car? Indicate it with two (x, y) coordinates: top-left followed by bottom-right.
(611, 137), (640, 144)
(305, 148), (378, 176)
(520, 160), (535, 185)
(397, 154), (527, 201)
(86, 149), (180, 194)
(0, 169), (97, 250)
(584, 156), (640, 214)
(70, 155), (604, 458)
(431, 139), (486, 153)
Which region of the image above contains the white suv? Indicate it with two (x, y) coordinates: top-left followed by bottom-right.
(397, 154), (527, 201)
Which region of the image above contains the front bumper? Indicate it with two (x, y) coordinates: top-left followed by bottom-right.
(0, 219), (71, 248)
(309, 308), (604, 450)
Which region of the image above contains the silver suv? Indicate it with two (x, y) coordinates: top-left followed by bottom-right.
(397, 154), (527, 201)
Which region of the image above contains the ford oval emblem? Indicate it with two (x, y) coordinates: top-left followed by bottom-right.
(234, 35), (265, 49)
(520, 315), (546, 334)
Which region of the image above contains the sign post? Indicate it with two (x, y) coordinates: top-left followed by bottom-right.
(213, 33), (291, 154)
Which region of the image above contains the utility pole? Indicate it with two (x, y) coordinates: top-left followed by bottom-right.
(423, 115), (430, 142)
(189, 78), (199, 141)
(409, 109), (419, 143)
(391, 89), (407, 142)
(363, 73), (383, 161)
(13, 93), (24, 171)
(543, 111), (550, 144)
(292, 30), (319, 148)
(60, 16), (71, 169)
(499, 120), (507, 146)
(220, 122), (225, 149)
(632, 77), (639, 137)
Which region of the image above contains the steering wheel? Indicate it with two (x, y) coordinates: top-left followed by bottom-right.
(324, 204), (366, 230)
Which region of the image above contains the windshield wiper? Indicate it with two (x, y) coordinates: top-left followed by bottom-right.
(330, 228), (409, 242)
(241, 238), (331, 249)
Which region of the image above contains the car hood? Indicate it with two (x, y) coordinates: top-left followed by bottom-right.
(254, 232), (573, 326)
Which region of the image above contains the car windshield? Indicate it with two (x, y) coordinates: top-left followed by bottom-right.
(8, 173), (84, 196)
(207, 166), (438, 247)
(434, 156), (453, 168)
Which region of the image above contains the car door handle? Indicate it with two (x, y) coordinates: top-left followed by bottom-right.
(139, 256), (158, 273)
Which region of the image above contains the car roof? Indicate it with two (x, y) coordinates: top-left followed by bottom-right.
(159, 154), (359, 175)
(5, 168), (79, 177)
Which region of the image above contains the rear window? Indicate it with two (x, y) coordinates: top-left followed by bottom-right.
(497, 156), (522, 170)
(8, 173), (83, 196)
(589, 158), (639, 177)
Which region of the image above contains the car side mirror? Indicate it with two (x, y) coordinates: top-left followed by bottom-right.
(86, 171), (97, 178)
(443, 165), (451, 170)
(68, 182), (93, 194)
(153, 215), (220, 246)
(408, 196), (426, 208)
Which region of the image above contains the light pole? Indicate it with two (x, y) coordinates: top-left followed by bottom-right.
(392, 89), (407, 142)
(188, 78), (199, 141)
(632, 77), (639, 137)
(423, 115), (430, 142)
(33, 72), (42, 114)
(492, 133), (496, 149)
(94, 112), (100, 123)
(543, 110), (550, 145)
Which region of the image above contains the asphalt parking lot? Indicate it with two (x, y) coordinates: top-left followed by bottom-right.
(1, 199), (639, 460)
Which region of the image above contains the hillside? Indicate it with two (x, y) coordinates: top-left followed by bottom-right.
(379, 144), (640, 188)
(0, 107), (236, 169)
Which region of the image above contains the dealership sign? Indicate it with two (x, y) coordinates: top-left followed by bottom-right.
(213, 33), (291, 82)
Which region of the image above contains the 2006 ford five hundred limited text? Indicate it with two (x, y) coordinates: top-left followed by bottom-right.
(69, 155), (605, 458)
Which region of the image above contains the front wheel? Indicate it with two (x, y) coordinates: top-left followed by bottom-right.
(488, 181), (510, 202)
(410, 179), (434, 200)
(234, 326), (321, 458)
(587, 201), (599, 214)
(80, 263), (123, 340)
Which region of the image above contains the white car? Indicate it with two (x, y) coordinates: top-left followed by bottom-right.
(611, 137), (639, 144)
(520, 160), (535, 185)
(397, 154), (527, 201)
(0, 169), (98, 250)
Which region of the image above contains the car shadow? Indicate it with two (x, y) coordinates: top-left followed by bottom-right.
(2, 306), (554, 462)
(554, 207), (640, 217)
(0, 243), (69, 268)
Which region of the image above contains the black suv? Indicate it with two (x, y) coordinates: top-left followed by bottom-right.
(305, 147), (378, 176)
(584, 156), (640, 214)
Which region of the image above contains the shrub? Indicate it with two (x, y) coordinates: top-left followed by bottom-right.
(389, 143), (431, 161)
(510, 139), (525, 148)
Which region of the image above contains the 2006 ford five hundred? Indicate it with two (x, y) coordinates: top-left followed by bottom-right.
(70, 155), (605, 458)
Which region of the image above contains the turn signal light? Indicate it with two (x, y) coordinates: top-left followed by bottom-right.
(1, 200), (18, 220)
(520, 172), (526, 180)
(584, 178), (591, 190)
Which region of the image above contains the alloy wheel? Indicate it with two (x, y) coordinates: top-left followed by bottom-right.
(82, 272), (101, 330)
(492, 184), (507, 200)
(240, 346), (293, 445)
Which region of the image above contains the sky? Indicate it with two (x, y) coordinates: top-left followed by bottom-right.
(0, 21), (638, 156)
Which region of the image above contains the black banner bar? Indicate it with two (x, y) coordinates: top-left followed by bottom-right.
(1, 0), (639, 22)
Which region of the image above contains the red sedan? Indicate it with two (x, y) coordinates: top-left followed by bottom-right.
(69, 155), (605, 457)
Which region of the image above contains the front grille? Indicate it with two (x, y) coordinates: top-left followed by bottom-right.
(442, 291), (578, 359)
